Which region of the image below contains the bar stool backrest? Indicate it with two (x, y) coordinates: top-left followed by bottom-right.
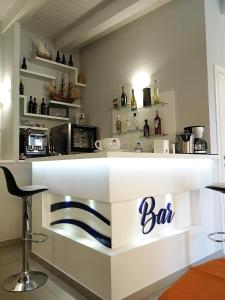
(0, 166), (22, 197)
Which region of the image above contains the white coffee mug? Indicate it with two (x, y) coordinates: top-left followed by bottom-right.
(95, 138), (121, 150)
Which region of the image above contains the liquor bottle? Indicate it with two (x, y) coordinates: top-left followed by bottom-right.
(116, 114), (122, 133)
(79, 114), (85, 125)
(153, 80), (160, 104)
(130, 89), (137, 111)
(32, 98), (37, 114)
(21, 57), (27, 69)
(56, 51), (60, 63)
(154, 110), (161, 135)
(143, 87), (151, 107)
(121, 86), (127, 107)
(134, 142), (143, 153)
(113, 88), (118, 108)
(61, 54), (66, 65)
(68, 55), (73, 66)
(133, 112), (138, 130)
(19, 80), (24, 95)
(40, 98), (46, 115)
(28, 96), (33, 113)
(143, 119), (150, 137)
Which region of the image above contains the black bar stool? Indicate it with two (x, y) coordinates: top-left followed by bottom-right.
(0, 166), (48, 292)
(206, 184), (225, 243)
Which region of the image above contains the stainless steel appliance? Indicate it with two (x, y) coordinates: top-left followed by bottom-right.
(50, 123), (97, 154)
(20, 130), (48, 157)
(184, 126), (207, 154)
(177, 132), (194, 154)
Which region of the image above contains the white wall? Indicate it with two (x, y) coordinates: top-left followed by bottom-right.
(204, 0), (225, 154)
(80, 0), (209, 144)
(1, 23), (20, 159)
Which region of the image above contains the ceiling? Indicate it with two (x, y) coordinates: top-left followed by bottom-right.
(0, 0), (17, 20)
(21, 0), (110, 39)
(0, 0), (172, 50)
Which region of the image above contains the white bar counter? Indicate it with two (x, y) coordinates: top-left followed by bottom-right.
(31, 152), (220, 300)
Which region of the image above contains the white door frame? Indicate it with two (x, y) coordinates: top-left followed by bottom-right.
(214, 64), (225, 250)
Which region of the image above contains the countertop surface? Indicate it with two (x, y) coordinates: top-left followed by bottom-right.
(27, 152), (219, 162)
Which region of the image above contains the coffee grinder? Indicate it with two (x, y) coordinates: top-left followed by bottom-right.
(184, 126), (207, 154)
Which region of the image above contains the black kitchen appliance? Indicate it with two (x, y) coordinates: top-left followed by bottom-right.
(19, 129), (48, 157)
(50, 123), (97, 154)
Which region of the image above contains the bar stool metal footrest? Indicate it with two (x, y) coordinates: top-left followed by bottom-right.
(208, 231), (225, 243)
(27, 233), (48, 243)
(2, 271), (48, 292)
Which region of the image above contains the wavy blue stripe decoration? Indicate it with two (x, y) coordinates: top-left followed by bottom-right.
(51, 219), (111, 248)
(51, 201), (110, 225)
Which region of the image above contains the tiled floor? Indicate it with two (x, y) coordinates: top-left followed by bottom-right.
(0, 243), (169, 300)
(0, 243), (87, 300)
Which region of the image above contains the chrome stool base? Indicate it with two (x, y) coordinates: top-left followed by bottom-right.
(208, 231), (225, 243)
(1, 271), (48, 292)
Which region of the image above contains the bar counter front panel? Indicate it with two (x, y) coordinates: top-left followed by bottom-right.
(31, 152), (220, 300)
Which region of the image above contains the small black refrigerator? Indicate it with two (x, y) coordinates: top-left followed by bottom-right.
(50, 123), (97, 154)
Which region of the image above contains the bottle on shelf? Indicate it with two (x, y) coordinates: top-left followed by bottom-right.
(79, 114), (85, 125)
(68, 55), (73, 67)
(113, 88), (118, 108)
(143, 87), (151, 107)
(40, 98), (46, 115)
(130, 89), (137, 111)
(143, 119), (150, 137)
(19, 80), (24, 95)
(134, 142), (143, 153)
(133, 112), (139, 130)
(61, 54), (66, 65)
(154, 110), (161, 135)
(116, 114), (122, 133)
(32, 98), (37, 114)
(28, 96), (33, 113)
(21, 57), (27, 69)
(55, 51), (61, 63)
(121, 86), (127, 107)
(153, 80), (160, 105)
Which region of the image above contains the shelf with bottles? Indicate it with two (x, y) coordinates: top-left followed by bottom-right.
(112, 102), (167, 111)
(20, 95), (80, 109)
(20, 95), (69, 121)
(112, 129), (143, 136)
(34, 57), (87, 86)
(21, 56), (86, 87)
(33, 56), (78, 72)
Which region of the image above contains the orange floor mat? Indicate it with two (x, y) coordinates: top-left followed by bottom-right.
(159, 259), (225, 300)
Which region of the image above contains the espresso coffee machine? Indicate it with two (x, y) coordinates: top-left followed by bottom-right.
(20, 129), (48, 157)
(184, 126), (207, 154)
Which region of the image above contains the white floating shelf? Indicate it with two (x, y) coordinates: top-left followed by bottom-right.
(19, 126), (48, 131)
(75, 81), (87, 87)
(23, 112), (69, 121)
(20, 69), (56, 81)
(49, 100), (81, 108)
(19, 95), (27, 100)
(34, 56), (78, 72)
